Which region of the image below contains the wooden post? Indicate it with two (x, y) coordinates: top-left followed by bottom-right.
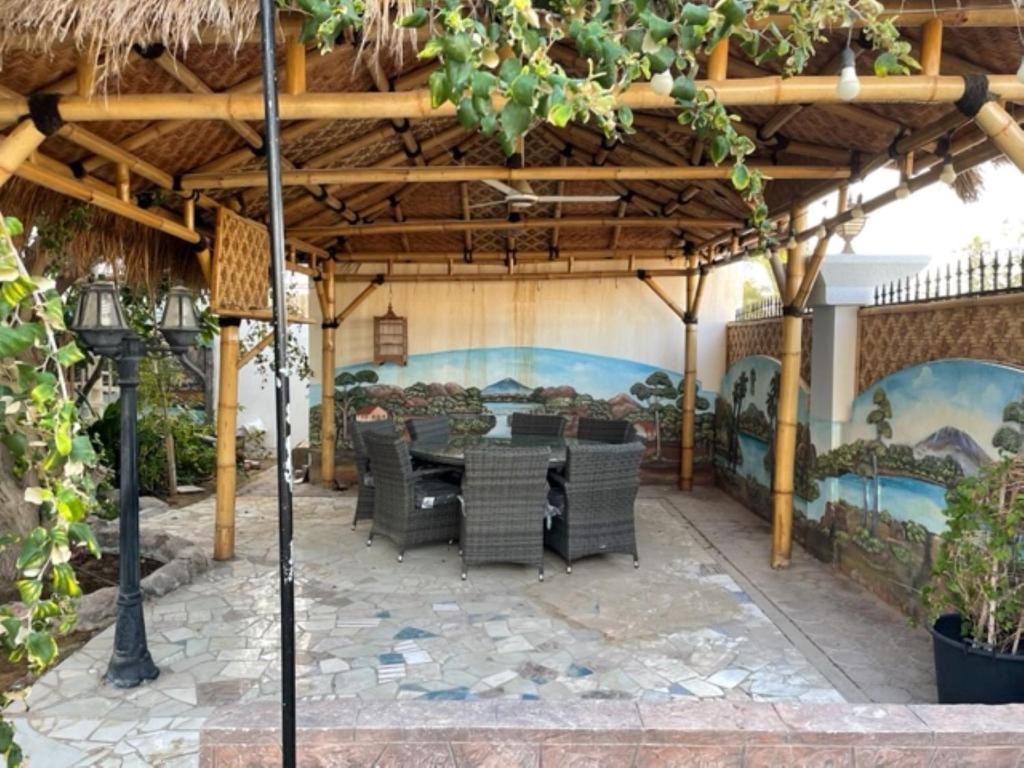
(770, 206), (807, 569)
(974, 100), (1024, 173)
(214, 318), (241, 561)
(319, 259), (337, 487)
(680, 252), (700, 491)
(0, 120), (47, 189)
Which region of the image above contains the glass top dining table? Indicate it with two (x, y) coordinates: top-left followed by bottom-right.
(408, 435), (606, 468)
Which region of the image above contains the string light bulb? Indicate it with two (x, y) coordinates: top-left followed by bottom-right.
(940, 157), (958, 187)
(837, 47), (860, 101)
(649, 70), (674, 96)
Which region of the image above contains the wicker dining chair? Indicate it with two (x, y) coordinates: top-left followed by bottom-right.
(350, 418), (397, 529)
(510, 412), (565, 437)
(459, 445), (551, 582)
(576, 417), (637, 444)
(364, 430), (461, 562)
(406, 415), (450, 443)
(545, 441), (645, 573)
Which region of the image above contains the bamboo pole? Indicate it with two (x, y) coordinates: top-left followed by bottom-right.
(3, 75), (1021, 125)
(0, 120), (48, 189)
(293, 215), (744, 239)
(770, 207), (807, 570)
(115, 163), (130, 202)
(285, 35), (307, 96)
(238, 331), (274, 370)
(680, 252), (700, 491)
(707, 40), (730, 81)
(920, 18), (944, 76)
(182, 163), (851, 190)
(214, 319), (241, 561)
(641, 276), (687, 321)
(320, 259), (336, 487)
(974, 101), (1024, 173)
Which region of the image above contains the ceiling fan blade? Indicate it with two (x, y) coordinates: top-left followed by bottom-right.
(467, 199), (510, 210)
(481, 179), (519, 196)
(534, 195), (621, 203)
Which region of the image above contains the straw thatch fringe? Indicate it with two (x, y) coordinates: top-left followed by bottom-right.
(953, 166), (983, 203)
(0, 178), (203, 289)
(0, 0), (259, 77)
(358, 0), (418, 67)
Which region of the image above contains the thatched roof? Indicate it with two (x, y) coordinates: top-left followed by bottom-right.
(0, 1), (1020, 286)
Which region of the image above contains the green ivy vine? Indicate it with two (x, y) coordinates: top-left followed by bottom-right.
(0, 215), (99, 767)
(283, 0), (916, 239)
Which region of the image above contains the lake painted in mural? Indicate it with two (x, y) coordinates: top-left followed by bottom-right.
(738, 433), (770, 487)
(485, 401), (541, 438)
(834, 473), (949, 533)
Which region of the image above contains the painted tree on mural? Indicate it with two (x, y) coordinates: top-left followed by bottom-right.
(630, 371), (676, 460)
(728, 371), (750, 472)
(993, 397), (1024, 456)
(334, 369), (379, 446)
(866, 388), (893, 535)
(763, 371), (780, 491)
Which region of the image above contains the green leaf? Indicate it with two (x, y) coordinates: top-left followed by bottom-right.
(671, 76), (697, 102)
(498, 58), (522, 84)
(617, 105), (634, 129)
(873, 52), (901, 76)
(709, 134), (731, 164)
(15, 528), (48, 575)
(15, 579), (41, 605)
(510, 73), (538, 107)
(643, 12), (674, 44)
(647, 46), (675, 74)
(0, 324), (39, 357)
(427, 70), (451, 109)
(1, 275), (35, 307)
(445, 59), (472, 94)
(547, 102), (574, 128)
(2, 216), (23, 237)
(50, 562), (80, 598)
(55, 341), (85, 368)
(69, 521), (100, 557)
(682, 3), (711, 26)
(1, 432), (26, 460)
(456, 97), (480, 129)
(70, 434), (97, 465)
(398, 8), (429, 28)
(55, 421), (72, 456)
(418, 38), (444, 61)
(25, 631), (57, 669)
(730, 163), (751, 191)
(471, 71), (497, 99)
(499, 102), (532, 144)
(442, 33), (473, 64)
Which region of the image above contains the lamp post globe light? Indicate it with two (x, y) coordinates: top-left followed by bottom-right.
(72, 280), (202, 688)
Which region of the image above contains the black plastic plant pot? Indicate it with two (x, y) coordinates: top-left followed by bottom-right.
(930, 613), (1024, 704)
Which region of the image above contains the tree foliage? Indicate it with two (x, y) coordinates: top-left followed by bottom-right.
(284, 0), (915, 239)
(0, 215), (99, 766)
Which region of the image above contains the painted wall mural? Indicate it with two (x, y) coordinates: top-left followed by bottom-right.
(713, 355), (816, 520)
(309, 346), (716, 473)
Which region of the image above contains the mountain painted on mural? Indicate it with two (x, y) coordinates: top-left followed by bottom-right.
(481, 377), (533, 399)
(913, 426), (992, 475)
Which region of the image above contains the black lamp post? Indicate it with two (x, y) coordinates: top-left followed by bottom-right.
(72, 280), (202, 688)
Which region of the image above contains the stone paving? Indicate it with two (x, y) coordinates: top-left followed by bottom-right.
(12, 483), (848, 767)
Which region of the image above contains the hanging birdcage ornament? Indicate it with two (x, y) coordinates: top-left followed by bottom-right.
(374, 294), (407, 365)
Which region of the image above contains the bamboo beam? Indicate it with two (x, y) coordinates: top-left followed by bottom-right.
(216, 309), (318, 325)
(334, 248), (682, 264)
(238, 331), (274, 370)
(115, 163), (130, 202)
(285, 35), (307, 96)
(337, 266), (692, 284)
(920, 18), (944, 76)
(707, 40), (730, 81)
(792, 236), (832, 310)
(641, 276), (687, 321)
(680, 252), (699, 491)
(459, 181), (473, 251)
(3, 76), (1021, 124)
(0, 120), (48, 189)
(214, 319), (240, 561)
(183, 163), (851, 190)
(609, 200), (628, 249)
(770, 206), (807, 570)
(293, 215), (744, 239)
(320, 259), (336, 487)
(335, 281), (380, 324)
(974, 100), (1024, 173)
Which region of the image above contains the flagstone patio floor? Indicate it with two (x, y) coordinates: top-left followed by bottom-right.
(10, 478), (935, 766)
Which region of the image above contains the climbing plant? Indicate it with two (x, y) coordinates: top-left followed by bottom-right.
(283, 0), (916, 238)
(0, 215), (99, 767)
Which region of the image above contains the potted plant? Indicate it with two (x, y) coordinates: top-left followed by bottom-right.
(922, 454), (1024, 704)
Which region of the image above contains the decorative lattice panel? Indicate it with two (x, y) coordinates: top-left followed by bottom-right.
(857, 294), (1024, 392)
(211, 207), (269, 314)
(726, 316), (814, 385)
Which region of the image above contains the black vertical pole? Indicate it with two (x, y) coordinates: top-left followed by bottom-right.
(256, 3), (297, 765)
(105, 337), (160, 688)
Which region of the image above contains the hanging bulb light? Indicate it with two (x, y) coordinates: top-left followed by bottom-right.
(940, 156), (958, 187)
(837, 47), (861, 101)
(650, 70), (674, 96)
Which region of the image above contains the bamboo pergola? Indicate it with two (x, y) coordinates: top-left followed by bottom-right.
(0, 1), (1021, 568)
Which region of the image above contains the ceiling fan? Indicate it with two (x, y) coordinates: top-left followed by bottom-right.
(470, 179), (620, 212)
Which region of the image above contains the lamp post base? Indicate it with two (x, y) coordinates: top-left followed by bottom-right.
(104, 596), (160, 688)
(105, 651), (160, 689)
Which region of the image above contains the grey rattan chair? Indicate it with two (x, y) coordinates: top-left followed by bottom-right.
(576, 417), (637, 444)
(459, 446), (551, 582)
(350, 418), (397, 529)
(406, 415), (450, 443)
(364, 430), (461, 562)
(545, 441), (644, 573)
(510, 412), (565, 437)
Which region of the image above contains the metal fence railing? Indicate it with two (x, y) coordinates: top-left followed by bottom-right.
(873, 249), (1024, 306)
